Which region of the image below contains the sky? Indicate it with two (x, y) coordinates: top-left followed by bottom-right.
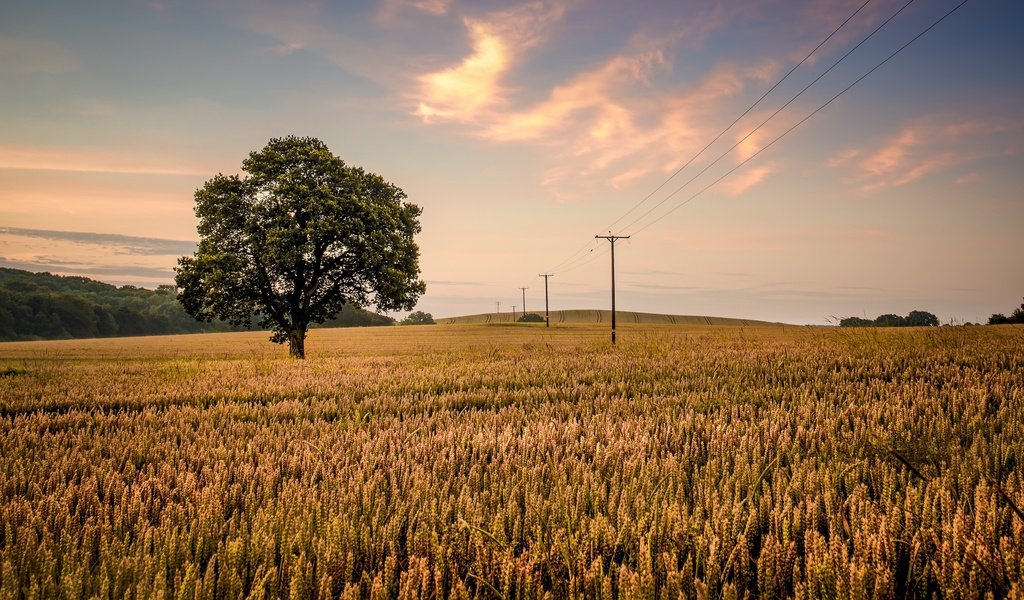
(1, 0), (1022, 325)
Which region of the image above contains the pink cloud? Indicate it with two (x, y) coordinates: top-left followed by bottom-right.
(954, 172), (982, 186)
(609, 167), (651, 190)
(472, 53), (777, 201)
(405, 1), (795, 202)
(892, 152), (955, 186)
(827, 148), (860, 168)
(735, 129), (764, 162)
(0, 144), (210, 176)
(415, 20), (511, 121)
(858, 129), (917, 179)
(413, 2), (568, 122)
(717, 164), (776, 197)
(836, 112), (1022, 193)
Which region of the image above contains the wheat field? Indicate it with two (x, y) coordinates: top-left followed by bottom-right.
(1, 324), (1021, 598)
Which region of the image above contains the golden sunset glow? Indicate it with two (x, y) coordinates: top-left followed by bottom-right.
(1, 0), (1021, 323)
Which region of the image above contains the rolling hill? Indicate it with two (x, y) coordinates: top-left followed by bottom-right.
(438, 309), (787, 326)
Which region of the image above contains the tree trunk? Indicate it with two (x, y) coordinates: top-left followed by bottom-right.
(287, 327), (307, 359)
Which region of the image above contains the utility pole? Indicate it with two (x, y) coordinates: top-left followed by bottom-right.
(496, 301), (501, 315)
(595, 233), (630, 344)
(539, 274), (553, 327)
(519, 287), (528, 319)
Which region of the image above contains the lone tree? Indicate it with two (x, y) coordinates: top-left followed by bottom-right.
(401, 310), (435, 325)
(175, 136), (425, 358)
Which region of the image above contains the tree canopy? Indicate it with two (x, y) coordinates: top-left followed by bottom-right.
(0, 268), (394, 342)
(988, 297), (1024, 325)
(0, 268), (213, 341)
(839, 310), (939, 328)
(401, 310), (435, 325)
(175, 136), (425, 357)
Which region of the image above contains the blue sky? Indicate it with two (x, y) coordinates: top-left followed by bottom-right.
(1, 0), (1022, 324)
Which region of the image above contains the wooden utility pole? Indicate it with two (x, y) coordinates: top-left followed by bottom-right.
(538, 274), (553, 327)
(496, 301), (501, 315)
(519, 287), (528, 319)
(595, 234), (630, 344)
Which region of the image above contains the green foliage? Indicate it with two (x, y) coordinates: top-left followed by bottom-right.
(841, 309), (939, 327)
(989, 297), (1024, 325)
(874, 313), (906, 327)
(839, 316), (873, 327)
(175, 136), (425, 357)
(320, 306), (395, 327)
(517, 312), (545, 323)
(906, 309), (941, 327)
(0, 268), (227, 341)
(0, 268), (392, 341)
(401, 310), (435, 325)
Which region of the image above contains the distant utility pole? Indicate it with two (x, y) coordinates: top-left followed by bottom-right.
(512, 305), (517, 322)
(519, 287), (528, 318)
(496, 301), (501, 314)
(595, 233), (630, 344)
(539, 274), (553, 327)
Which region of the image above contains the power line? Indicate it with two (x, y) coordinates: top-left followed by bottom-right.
(557, 244), (609, 275)
(602, 0), (877, 235)
(545, 237), (600, 274)
(629, 0), (974, 236)
(539, 0), (971, 305)
(619, 0), (918, 235)
(544, 0), (877, 275)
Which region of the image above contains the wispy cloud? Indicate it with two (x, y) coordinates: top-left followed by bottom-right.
(377, 0), (452, 24)
(0, 35), (79, 74)
(717, 164), (776, 197)
(480, 49), (666, 142)
(0, 227), (197, 256)
(270, 41), (303, 55)
(832, 112), (1020, 192)
(414, 2), (567, 121)
(424, 279), (485, 286)
(407, 0), (781, 201)
(415, 20), (510, 120)
(0, 145), (210, 176)
(0, 228), (197, 287)
(609, 167), (651, 189)
(233, 1), (397, 88)
(0, 257), (176, 281)
(954, 172), (981, 186)
(621, 281), (701, 292)
(514, 56), (777, 201)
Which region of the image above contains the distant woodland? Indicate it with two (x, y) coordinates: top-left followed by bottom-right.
(0, 268), (393, 342)
(839, 310), (940, 328)
(988, 298), (1024, 325)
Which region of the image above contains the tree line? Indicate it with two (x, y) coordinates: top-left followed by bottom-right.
(840, 300), (1024, 327)
(988, 298), (1024, 325)
(839, 310), (940, 328)
(0, 268), (393, 342)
